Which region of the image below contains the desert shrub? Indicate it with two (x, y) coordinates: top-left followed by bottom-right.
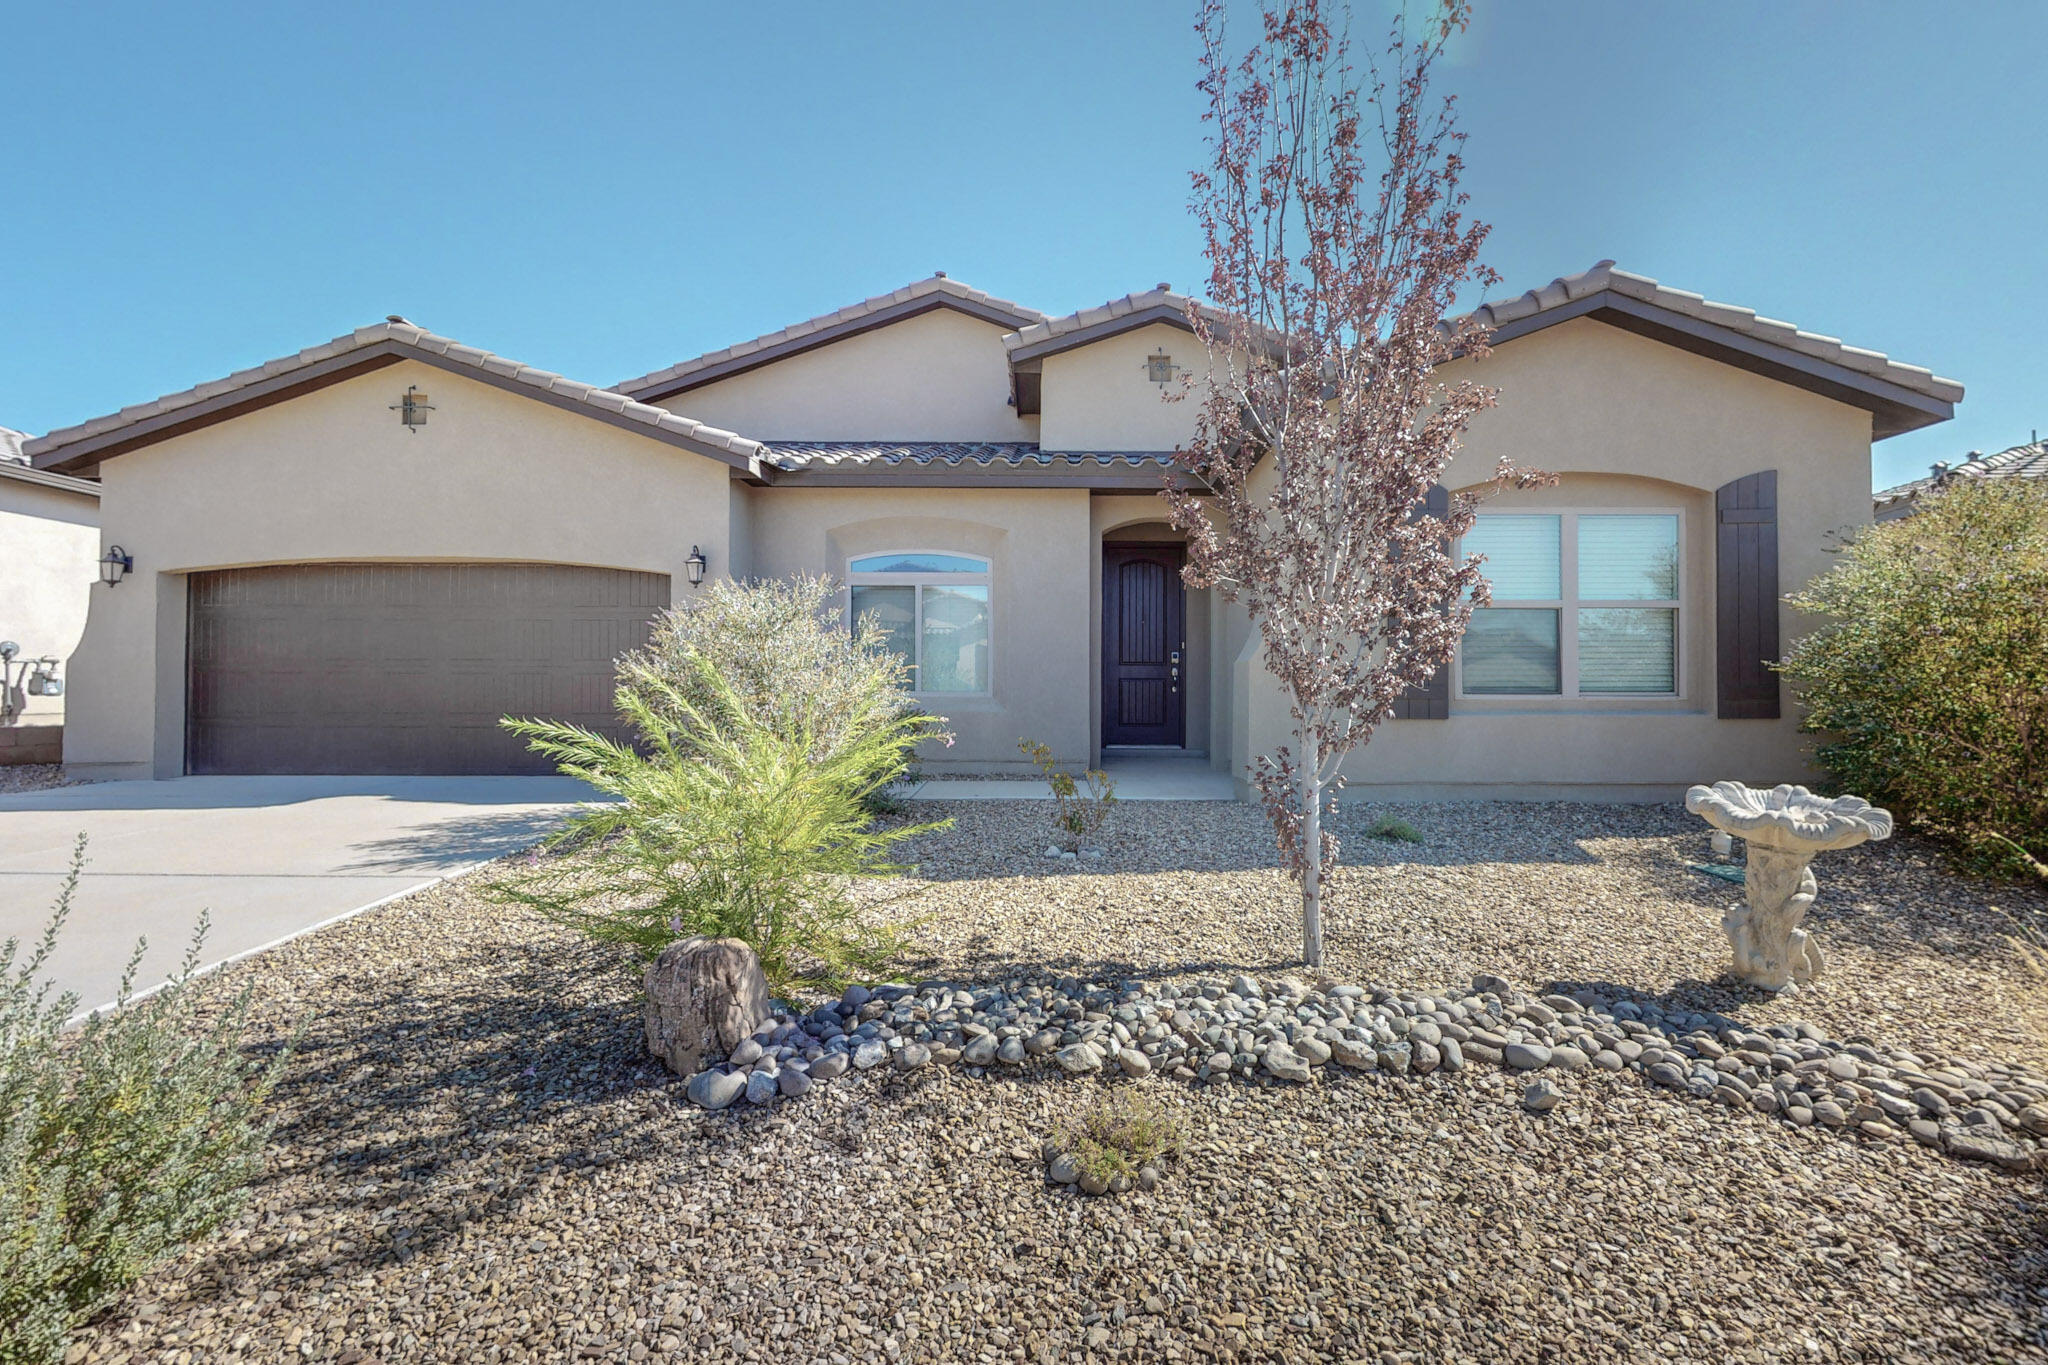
(1019, 738), (1117, 850)
(1364, 815), (1423, 844)
(1, 838), (284, 1365)
(1057, 1088), (1184, 1185)
(1780, 480), (2048, 878)
(499, 647), (949, 992)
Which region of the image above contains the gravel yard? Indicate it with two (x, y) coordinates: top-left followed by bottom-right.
(67, 799), (2048, 1364)
(0, 762), (75, 793)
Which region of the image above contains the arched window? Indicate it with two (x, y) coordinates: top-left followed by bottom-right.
(847, 552), (991, 694)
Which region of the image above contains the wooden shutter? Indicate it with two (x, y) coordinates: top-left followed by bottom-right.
(1715, 470), (1781, 719)
(1392, 482), (1453, 720)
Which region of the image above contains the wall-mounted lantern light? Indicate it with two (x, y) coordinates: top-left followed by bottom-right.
(685, 545), (708, 587)
(99, 545), (134, 586)
(390, 385), (434, 432)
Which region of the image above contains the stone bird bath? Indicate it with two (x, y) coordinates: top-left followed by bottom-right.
(1684, 781), (1893, 993)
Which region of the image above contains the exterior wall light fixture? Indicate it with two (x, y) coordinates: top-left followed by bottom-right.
(99, 545), (134, 586)
(391, 386), (434, 431)
(685, 545), (708, 587)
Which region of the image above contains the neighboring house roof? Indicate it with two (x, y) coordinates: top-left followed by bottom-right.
(26, 319), (770, 478)
(615, 274), (1046, 403)
(761, 440), (1179, 489)
(1462, 261), (1961, 439)
(1874, 437), (2048, 516)
(0, 425), (25, 464)
(0, 456), (100, 498)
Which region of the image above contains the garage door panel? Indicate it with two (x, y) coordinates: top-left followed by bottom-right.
(187, 563), (668, 775)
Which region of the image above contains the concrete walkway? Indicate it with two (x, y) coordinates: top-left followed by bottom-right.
(901, 753), (1239, 802)
(0, 776), (593, 1016)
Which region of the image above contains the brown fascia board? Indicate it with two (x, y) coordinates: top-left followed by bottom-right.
(620, 295), (1043, 404)
(1004, 304), (1197, 366)
(759, 465), (1189, 492)
(1485, 291), (1956, 440)
(33, 341), (763, 477)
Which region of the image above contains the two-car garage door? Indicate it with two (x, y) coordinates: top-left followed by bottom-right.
(186, 563), (668, 775)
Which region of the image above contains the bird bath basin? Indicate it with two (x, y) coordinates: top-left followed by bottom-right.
(1684, 782), (1893, 993)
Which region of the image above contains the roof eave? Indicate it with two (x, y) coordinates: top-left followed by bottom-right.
(30, 339), (765, 478)
(1485, 290), (1957, 441)
(619, 294), (1044, 403)
(0, 459), (100, 497)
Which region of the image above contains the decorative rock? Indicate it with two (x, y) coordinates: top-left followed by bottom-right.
(809, 1051), (850, 1081)
(777, 1067), (811, 1098)
(744, 1069), (779, 1105)
(852, 1039), (889, 1070)
(1438, 1037), (1465, 1072)
(1056, 1043), (1103, 1075)
(997, 1036), (1027, 1065)
(1118, 1048), (1153, 1079)
(1078, 1170), (1110, 1197)
(1548, 1045), (1590, 1072)
(1263, 1041), (1312, 1083)
(643, 936), (772, 1077)
(1137, 1165), (1162, 1191)
(728, 1038), (765, 1068)
(961, 1033), (999, 1066)
(1295, 1035), (1333, 1066)
(1504, 1042), (1552, 1071)
(685, 1068), (748, 1111)
(1522, 1078), (1562, 1113)
(1330, 1036), (1376, 1070)
(895, 1043), (931, 1071)
(1047, 1153), (1081, 1185)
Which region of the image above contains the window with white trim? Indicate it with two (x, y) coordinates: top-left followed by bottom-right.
(847, 552), (991, 694)
(1459, 512), (1680, 697)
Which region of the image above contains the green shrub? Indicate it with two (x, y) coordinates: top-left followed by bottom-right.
(1057, 1087), (1184, 1185)
(499, 642), (950, 992)
(1018, 738), (1117, 850)
(1364, 815), (1424, 844)
(1780, 480), (2048, 878)
(1, 838), (284, 1364)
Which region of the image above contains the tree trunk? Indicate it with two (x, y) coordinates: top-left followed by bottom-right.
(1300, 764), (1325, 967)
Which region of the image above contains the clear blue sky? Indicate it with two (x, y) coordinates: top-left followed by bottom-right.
(4, 2), (2041, 492)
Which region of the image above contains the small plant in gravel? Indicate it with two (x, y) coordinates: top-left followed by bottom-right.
(1364, 816), (1424, 844)
(1045, 1087), (1184, 1196)
(1, 837), (286, 1365)
(501, 652), (950, 993)
(1018, 738), (1117, 851)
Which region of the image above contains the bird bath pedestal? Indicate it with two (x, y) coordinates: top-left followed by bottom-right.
(1684, 782), (1893, 993)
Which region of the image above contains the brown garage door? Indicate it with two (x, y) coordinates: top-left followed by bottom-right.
(186, 563), (669, 775)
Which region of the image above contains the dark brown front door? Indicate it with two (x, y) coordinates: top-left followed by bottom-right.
(186, 562), (668, 775)
(1101, 543), (1185, 747)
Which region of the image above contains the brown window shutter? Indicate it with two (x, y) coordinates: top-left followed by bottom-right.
(1715, 470), (1781, 719)
(1392, 482), (1453, 720)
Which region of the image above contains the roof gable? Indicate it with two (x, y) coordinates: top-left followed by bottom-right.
(615, 274), (1044, 403)
(27, 321), (768, 477)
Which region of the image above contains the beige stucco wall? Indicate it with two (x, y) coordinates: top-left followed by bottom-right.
(748, 486), (1093, 770)
(1230, 316), (1877, 799)
(0, 474), (99, 727)
(1038, 322), (1204, 453)
(64, 360), (731, 779)
(657, 309), (1038, 443)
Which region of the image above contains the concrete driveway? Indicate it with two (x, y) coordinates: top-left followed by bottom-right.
(0, 776), (593, 1016)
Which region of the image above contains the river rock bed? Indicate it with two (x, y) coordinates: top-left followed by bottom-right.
(684, 969), (2048, 1173)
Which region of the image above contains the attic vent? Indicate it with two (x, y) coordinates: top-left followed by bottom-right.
(1144, 349), (1178, 384)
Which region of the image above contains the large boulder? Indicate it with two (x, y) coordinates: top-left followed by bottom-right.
(643, 937), (771, 1076)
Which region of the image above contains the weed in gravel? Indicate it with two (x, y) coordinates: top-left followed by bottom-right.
(1364, 815), (1424, 844)
(1056, 1086), (1184, 1185)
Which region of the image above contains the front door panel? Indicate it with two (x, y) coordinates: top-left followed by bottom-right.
(1101, 544), (1185, 747)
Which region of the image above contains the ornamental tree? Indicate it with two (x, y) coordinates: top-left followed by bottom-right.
(1164, 0), (1544, 966)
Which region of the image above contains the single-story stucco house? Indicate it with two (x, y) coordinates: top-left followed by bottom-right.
(1874, 435), (2044, 520)
(24, 261), (1961, 797)
(1, 429), (100, 765)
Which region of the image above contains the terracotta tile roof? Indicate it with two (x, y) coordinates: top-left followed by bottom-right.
(1002, 285), (1217, 357)
(25, 319), (769, 473)
(1464, 260), (1964, 405)
(1875, 438), (2048, 511)
(762, 440), (1175, 473)
(615, 275), (1045, 399)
